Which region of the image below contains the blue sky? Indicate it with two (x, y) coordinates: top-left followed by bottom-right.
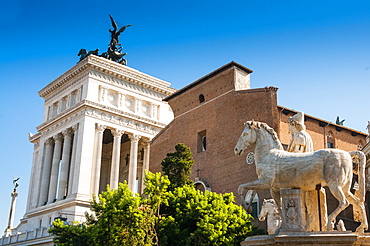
(0, 0), (369, 231)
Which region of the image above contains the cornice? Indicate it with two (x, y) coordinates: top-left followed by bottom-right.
(29, 132), (41, 143)
(39, 55), (177, 99)
(36, 100), (85, 132)
(86, 55), (177, 95)
(38, 59), (90, 99)
(164, 61), (252, 101)
(24, 198), (90, 218)
(278, 105), (367, 137)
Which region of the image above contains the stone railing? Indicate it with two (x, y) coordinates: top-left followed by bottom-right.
(0, 227), (50, 245)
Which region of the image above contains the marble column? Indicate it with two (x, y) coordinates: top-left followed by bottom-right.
(38, 138), (54, 206)
(110, 129), (124, 190)
(67, 124), (78, 197)
(92, 124), (106, 195)
(57, 129), (73, 200)
(128, 134), (141, 193)
(48, 133), (63, 203)
(139, 139), (150, 193)
(4, 189), (18, 236)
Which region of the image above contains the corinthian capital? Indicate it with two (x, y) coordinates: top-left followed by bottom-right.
(128, 133), (141, 143)
(140, 137), (151, 147)
(96, 123), (107, 133)
(72, 123), (79, 132)
(53, 133), (63, 143)
(111, 129), (124, 137)
(45, 138), (54, 146)
(63, 128), (74, 138)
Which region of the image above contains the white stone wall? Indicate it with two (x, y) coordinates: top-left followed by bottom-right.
(11, 55), (177, 238)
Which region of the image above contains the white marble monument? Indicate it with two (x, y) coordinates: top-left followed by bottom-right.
(0, 55), (176, 245)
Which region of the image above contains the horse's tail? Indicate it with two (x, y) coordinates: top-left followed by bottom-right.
(349, 151), (366, 202)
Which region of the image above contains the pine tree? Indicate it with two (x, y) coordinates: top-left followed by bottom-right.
(160, 143), (194, 190)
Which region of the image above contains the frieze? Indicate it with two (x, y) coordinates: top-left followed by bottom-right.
(44, 79), (85, 105)
(90, 70), (166, 100)
(85, 100), (166, 127)
(37, 100), (164, 138)
(39, 111), (82, 137)
(84, 107), (162, 135)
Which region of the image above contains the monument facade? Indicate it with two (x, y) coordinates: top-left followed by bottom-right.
(1, 55), (176, 245)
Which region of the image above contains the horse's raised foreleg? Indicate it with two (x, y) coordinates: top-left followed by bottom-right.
(238, 178), (272, 194)
(326, 182), (350, 231)
(238, 178), (272, 202)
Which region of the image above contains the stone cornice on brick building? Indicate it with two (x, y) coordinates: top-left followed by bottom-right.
(164, 61), (253, 101)
(278, 105), (367, 137)
(39, 55), (177, 99)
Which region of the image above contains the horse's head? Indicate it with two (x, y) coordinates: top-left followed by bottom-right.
(77, 49), (87, 56)
(258, 199), (277, 221)
(234, 121), (257, 155)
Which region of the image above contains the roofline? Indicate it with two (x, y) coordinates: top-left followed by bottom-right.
(164, 61), (253, 101)
(278, 105), (367, 136)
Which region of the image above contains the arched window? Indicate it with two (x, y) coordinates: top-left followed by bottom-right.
(202, 136), (206, 151)
(194, 177), (211, 191)
(199, 94), (205, 103)
(327, 131), (335, 148)
(197, 130), (207, 153)
(245, 191), (259, 218)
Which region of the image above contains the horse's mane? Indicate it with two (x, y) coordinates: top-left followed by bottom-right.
(245, 120), (284, 150)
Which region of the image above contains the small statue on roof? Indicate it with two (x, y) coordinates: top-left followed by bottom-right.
(336, 116), (345, 126)
(101, 15), (132, 65)
(77, 15), (132, 65)
(13, 177), (21, 190)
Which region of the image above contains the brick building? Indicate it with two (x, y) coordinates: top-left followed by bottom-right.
(149, 61), (367, 227)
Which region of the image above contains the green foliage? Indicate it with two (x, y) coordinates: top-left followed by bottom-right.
(88, 183), (157, 246)
(161, 143), (194, 190)
(158, 185), (253, 246)
(144, 171), (171, 215)
(48, 219), (92, 246)
(49, 144), (257, 246)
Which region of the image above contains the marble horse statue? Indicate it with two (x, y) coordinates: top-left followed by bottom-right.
(234, 120), (368, 232)
(258, 199), (281, 235)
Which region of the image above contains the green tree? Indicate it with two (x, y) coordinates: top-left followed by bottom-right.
(49, 144), (257, 246)
(161, 143), (194, 190)
(158, 184), (253, 246)
(48, 219), (92, 246)
(88, 182), (157, 246)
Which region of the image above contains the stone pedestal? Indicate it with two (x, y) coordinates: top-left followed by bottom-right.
(241, 231), (365, 246)
(280, 188), (305, 233)
(241, 188), (368, 246)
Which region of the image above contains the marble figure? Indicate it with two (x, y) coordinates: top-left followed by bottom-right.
(287, 112), (313, 153)
(258, 199), (281, 235)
